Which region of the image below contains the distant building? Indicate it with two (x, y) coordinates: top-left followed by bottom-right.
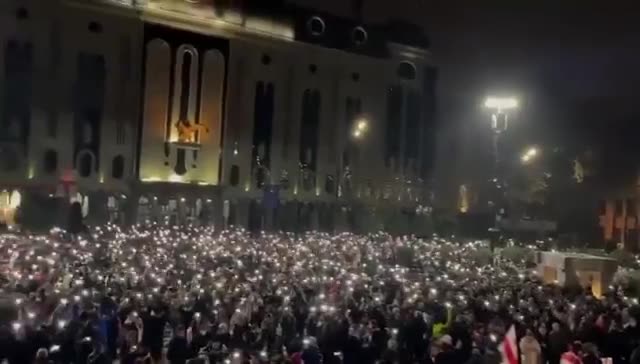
(599, 195), (638, 251)
(0, 0), (436, 233)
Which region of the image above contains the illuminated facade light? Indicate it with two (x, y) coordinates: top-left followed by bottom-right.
(458, 184), (469, 213)
(484, 97), (518, 110)
(142, 177), (162, 183)
(521, 147), (539, 163)
(9, 190), (22, 209)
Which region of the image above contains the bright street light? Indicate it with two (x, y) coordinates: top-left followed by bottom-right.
(521, 147), (539, 163)
(485, 96), (518, 133)
(484, 95), (520, 233)
(527, 148), (537, 157)
(484, 97), (519, 110)
(351, 117), (369, 140)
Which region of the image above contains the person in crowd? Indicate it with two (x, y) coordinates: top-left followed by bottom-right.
(549, 322), (570, 364)
(537, 323), (549, 364)
(520, 328), (542, 364)
(464, 346), (484, 364)
(581, 343), (600, 364)
(604, 320), (629, 364)
(434, 335), (458, 364)
(302, 336), (322, 364)
(560, 342), (583, 364)
(33, 348), (51, 364)
(167, 325), (189, 364)
(630, 341), (640, 364)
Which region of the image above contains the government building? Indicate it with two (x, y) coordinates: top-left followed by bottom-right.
(0, 0), (437, 233)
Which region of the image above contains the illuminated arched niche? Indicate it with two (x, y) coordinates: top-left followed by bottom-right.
(169, 44), (199, 143)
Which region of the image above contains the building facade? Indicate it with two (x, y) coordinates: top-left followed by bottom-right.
(0, 0), (437, 233)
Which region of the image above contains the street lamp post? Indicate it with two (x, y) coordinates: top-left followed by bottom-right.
(484, 97), (518, 165)
(340, 117), (370, 231)
(484, 96), (518, 243)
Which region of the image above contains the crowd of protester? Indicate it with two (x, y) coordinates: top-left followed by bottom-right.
(1, 224), (640, 364)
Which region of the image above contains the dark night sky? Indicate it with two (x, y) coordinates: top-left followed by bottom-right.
(418, 2), (640, 203)
(293, 0), (640, 203)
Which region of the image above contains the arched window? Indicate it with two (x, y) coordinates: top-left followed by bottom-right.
(404, 90), (421, 164)
(324, 175), (335, 194)
(256, 168), (266, 189)
(112, 155), (125, 179)
(77, 151), (93, 177)
(82, 122), (94, 144)
(397, 61), (416, 80)
(385, 86), (403, 168)
(365, 180), (373, 197)
(252, 81), (275, 177)
(302, 169), (314, 192)
(230, 165), (240, 186)
(280, 170), (290, 190)
(299, 89), (321, 172)
(3, 40), (33, 141)
(43, 149), (58, 174)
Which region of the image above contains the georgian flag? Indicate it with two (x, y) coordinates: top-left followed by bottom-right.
(500, 325), (518, 364)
